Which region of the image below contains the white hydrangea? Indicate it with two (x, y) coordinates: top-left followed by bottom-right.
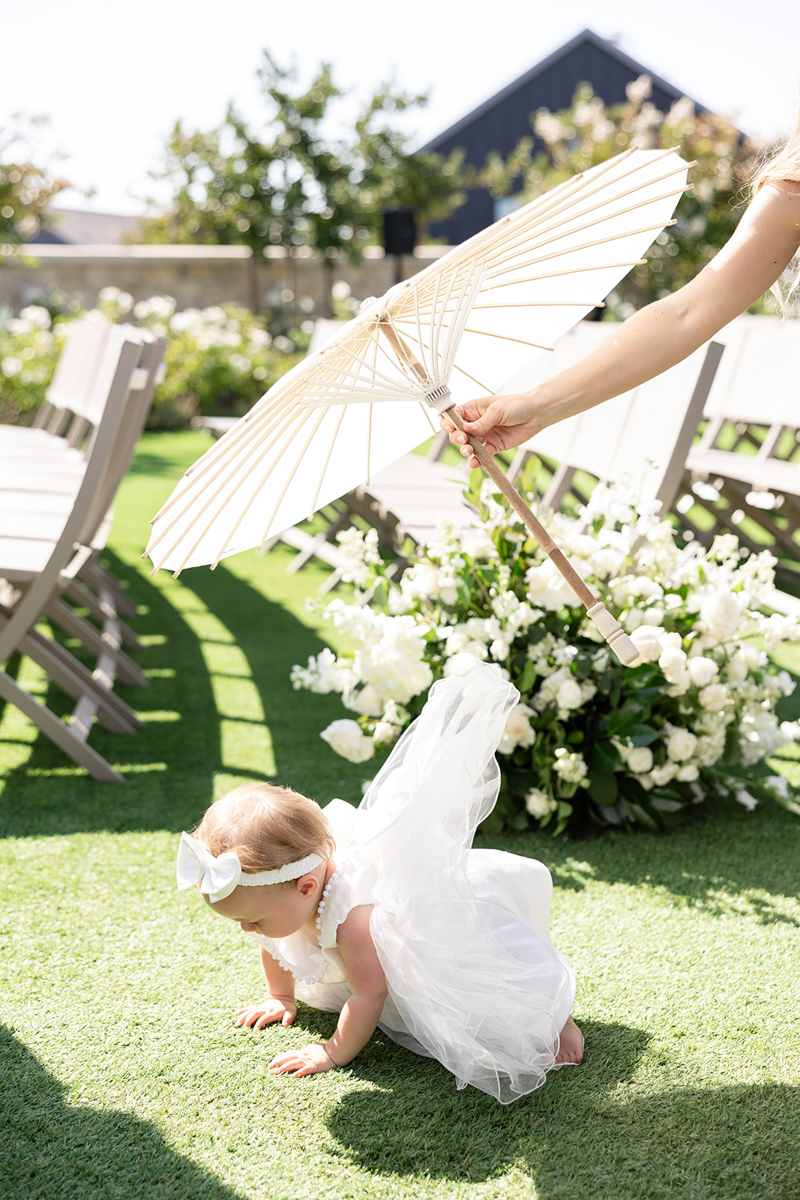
(290, 647), (351, 694)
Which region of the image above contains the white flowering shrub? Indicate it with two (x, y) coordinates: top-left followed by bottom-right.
(292, 471), (800, 835)
(0, 286), (306, 430)
(0, 304), (65, 423)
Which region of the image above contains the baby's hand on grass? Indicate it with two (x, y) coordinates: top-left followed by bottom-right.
(235, 997), (296, 1030)
(268, 1042), (338, 1077)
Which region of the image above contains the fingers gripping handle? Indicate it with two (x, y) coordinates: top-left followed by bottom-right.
(587, 603), (639, 666)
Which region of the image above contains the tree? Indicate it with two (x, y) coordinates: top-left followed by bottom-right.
(143, 53), (470, 311)
(481, 78), (764, 314)
(0, 115), (69, 246)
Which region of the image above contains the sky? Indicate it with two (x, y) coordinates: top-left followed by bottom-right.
(3, 0), (799, 216)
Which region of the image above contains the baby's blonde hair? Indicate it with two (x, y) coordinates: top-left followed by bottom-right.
(193, 783), (335, 875)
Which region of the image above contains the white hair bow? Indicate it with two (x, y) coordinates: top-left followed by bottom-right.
(176, 832), (324, 904)
(176, 832), (243, 903)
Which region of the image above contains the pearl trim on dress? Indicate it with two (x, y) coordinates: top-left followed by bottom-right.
(259, 869), (339, 985)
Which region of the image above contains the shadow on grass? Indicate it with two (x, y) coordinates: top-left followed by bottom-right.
(480, 788), (800, 930)
(321, 1020), (799, 1199)
(0, 549), (365, 839)
(1, 1026), (246, 1200)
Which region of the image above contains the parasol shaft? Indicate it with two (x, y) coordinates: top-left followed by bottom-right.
(445, 406), (638, 667)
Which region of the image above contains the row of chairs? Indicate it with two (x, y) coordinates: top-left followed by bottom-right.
(0, 321), (167, 780)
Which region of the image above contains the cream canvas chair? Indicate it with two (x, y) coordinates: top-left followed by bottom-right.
(677, 313), (800, 615)
(0, 319), (112, 457)
(0, 335), (146, 780)
(500, 323), (724, 517)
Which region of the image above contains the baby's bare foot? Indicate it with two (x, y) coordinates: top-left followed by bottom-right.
(555, 1016), (584, 1065)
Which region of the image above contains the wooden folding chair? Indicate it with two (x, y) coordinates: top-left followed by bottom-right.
(0, 336), (146, 780)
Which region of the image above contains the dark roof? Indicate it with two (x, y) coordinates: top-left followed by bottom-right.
(422, 29), (705, 155)
(420, 29), (708, 245)
(27, 208), (143, 245)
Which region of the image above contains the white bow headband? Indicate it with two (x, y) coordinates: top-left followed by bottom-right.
(176, 831), (323, 904)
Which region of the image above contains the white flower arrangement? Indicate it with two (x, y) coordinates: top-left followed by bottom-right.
(291, 471), (800, 833)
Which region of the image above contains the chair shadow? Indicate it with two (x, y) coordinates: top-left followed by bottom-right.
(0, 549), (365, 838)
(1, 1025), (246, 1200)
(321, 1019), (799, 1198)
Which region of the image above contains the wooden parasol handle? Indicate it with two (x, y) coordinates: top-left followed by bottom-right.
(445, 405), (639, 667)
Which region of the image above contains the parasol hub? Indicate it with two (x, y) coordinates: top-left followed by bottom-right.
(424, 383), (453, 413)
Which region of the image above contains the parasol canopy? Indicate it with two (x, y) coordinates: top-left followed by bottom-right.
(146, 146), (691, 580)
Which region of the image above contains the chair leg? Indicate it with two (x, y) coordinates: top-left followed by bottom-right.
(79, 557), (137, 619)
(0, 669), (124, 782)
(18, 628), (138, 734)
(46, 599), (148, 688)
(64, 578), (142, 650)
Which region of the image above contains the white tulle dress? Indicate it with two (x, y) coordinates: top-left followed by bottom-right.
(253, 663), (576, 1103)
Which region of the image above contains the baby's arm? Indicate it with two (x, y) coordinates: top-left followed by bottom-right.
(236, 948), (297, 1030)
(269, 905), (387, 1078)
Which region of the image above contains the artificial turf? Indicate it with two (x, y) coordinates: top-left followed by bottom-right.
(1, 431), (799, 1200)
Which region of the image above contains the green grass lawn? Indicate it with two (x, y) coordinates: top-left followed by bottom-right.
(1, 431), (799, 1200)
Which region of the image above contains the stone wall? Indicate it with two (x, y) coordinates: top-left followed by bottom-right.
(0, 243), (450, 314)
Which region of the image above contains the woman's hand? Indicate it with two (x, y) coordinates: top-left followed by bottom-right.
(235, 996), (297, 1030)
(268, 1042), (339, 1077)
(441, 393), (543, 468)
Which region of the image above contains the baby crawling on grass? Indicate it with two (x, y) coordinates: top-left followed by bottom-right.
(178, 664), (583, 1103)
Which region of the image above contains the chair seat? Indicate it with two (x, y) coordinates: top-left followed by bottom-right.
(361, 454), (475, 546)
(686, 448), (800, 494)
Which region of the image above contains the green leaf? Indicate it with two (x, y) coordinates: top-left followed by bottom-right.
(517, 659), (536, 694)
(650, 796), (685, 812)
(623, 723), (661, 747)
(593, 739), (620, 774)
(587, 767), (618, 807)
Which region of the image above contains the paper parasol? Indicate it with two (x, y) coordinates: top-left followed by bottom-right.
(146, 146), (692, 664)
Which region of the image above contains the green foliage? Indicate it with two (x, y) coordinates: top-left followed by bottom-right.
(0, 115), (69, 245)
(484, 77), (764, 314)
(0, 288), (304, 430)
(142, 53), (469, 284)
(0, 305), (65, 423)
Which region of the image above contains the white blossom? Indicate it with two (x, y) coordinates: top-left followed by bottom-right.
(698, 683), (729, 712)
(524, 788), (554, 818)
(627, 746), (654, 774)
(667, 728), (698, 762)
(499, 703), (536, 755)
(320, 719), (375, 763)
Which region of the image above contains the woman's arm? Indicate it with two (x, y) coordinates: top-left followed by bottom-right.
(268, 905), (387, 1078)
(446, 180), (800, 467)
(235, 947), (297, 1030)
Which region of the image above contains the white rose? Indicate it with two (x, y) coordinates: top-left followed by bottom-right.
(443, 651), (480, 678)
(630, 624), (663, 663)
(524, 788), (552, 818)
(659, 646), (688, 684)
(650, 762), (678, 786)
(687, 656), (719, 689)
(676, 764), (699, 782)
(667, 729), (698, 762)
(499, 703), (536, 755)
(700, 591), (741, 642)
(642, 607), (665, 626)
(320, 720), (375, 763)
(725, 653), (748, 683)
(372, 721), (398, 747)
(556, 679), (584, 711)
(627, 746), (654, 774)
(346, 684), (384, 717)
(699, 683), (729, 712)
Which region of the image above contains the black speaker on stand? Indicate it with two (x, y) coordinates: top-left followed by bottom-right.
(383, 209), (416, 284)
